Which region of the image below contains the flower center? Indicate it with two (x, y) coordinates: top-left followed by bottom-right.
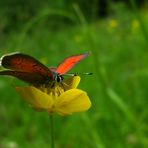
(37, 83), (65, 98)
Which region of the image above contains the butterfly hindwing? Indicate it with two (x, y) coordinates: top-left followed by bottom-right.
(0, 70), (47, 84)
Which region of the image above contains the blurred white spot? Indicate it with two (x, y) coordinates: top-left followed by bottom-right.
(6, 141), (18, 148)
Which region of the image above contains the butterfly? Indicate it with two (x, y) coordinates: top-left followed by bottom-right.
(0, 52), (91, 86)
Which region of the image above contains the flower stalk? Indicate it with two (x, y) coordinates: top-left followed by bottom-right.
(50, 115), (55, 148)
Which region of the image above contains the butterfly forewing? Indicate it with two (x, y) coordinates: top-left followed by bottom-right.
(1, 53), (53, 77)
(55, 52), (90, 75)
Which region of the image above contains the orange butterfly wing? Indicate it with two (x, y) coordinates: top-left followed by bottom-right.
(55, 52), (90, 75)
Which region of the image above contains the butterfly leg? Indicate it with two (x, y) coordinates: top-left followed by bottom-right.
(50, 81), (55, 88)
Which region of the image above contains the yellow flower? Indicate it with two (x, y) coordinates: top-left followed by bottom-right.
(16, 76), (91, 115)
(74, 35), (82, 43)
(132, 19), (139, 30)
(109, 19), (118, 28)
(131, 20), (140, 34)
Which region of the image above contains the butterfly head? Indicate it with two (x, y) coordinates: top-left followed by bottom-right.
(54, 73), (64, 83)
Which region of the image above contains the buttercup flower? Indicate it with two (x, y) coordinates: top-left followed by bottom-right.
(109, 19), (118, 28)
(16, 76), (91, 115)
(131, 19), (140, 34)
(74, 35), (82, 43)
(132, 19), (139, 30)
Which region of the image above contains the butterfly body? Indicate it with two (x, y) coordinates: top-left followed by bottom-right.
(0, 52), (90, 86)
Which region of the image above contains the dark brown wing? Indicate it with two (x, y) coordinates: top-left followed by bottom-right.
(0, 70), (48, 84)
(0, 53), (53, 78)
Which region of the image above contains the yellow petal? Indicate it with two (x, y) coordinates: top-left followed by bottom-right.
(64, 76), (80, 89)
(16, 86), (54, 111)
(54, 89), (91, 115)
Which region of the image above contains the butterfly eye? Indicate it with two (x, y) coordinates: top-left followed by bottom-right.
(55, 75), (63, 83)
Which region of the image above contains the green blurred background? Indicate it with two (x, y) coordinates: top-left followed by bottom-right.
(0, 0), (148, 147)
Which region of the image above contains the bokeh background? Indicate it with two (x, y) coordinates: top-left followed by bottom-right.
(0, 0), (148, 147)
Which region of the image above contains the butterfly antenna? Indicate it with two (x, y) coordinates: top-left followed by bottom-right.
(64, 72), (93, 76)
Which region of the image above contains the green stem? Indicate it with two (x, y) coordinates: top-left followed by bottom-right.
(50, 115), (55, 148)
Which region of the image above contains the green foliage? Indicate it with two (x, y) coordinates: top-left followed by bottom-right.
(0, 1), (148, 148)
(1, 0), (146, 32)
